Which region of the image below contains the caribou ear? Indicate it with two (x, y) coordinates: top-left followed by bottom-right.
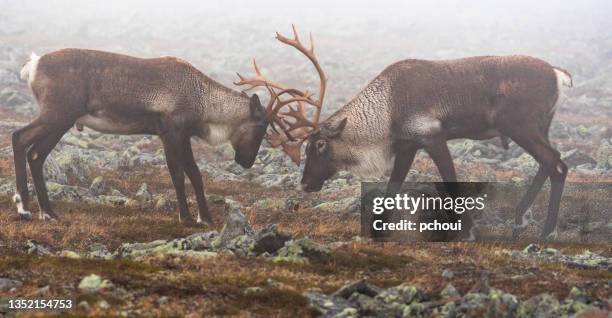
(326, 118), (347, 138)
(249, 94), (264, 119)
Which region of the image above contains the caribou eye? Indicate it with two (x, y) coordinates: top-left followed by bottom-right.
(316, 139), (327, 153)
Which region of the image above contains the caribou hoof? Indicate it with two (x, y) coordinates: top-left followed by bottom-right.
(18, 210), (32, 220)
(196, 216), (213, 226)
(40, 211), (59, 222)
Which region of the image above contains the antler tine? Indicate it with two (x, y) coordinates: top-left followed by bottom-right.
(234, 25), (327, 165)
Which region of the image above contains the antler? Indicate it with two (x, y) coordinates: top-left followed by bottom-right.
(234, 25), (327, 165)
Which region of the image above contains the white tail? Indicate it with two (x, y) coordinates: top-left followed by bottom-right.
(553, 67), (573, 89)
(20, 52), (40, 85)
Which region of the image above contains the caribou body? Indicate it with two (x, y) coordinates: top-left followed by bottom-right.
(13, 49), (268, 224)
(300, 55), (572, 239)
(233, 26), (573, 239)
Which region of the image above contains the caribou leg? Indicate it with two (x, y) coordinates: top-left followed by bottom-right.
(27, 128), (70, 220)
(160, 131), (195, 224)
(511, 166), (548, 238)
(11, 119), (56, 219)
(183, 138), (212, 225)
(385, 141), (419, 195)
(501, 126), (567, 240)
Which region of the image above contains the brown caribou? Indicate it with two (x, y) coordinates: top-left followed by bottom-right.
(236, 26), (573, 239)
(14, 49), (269, 224)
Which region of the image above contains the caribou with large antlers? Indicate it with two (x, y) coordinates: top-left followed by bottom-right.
(238, 26), (573, 239)
(14, 49), (269, 224)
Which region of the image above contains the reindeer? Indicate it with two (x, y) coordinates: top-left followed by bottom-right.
(13, 49), (269, 224)
(235, 26), (573, 239)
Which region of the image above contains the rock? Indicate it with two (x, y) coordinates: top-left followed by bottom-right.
(252, 224), (291, 254)
(77, 301), (90, 311)
(523, 243), (540, 254)
(58, 250), (81, 259)
(78, 274), (113, 292)
(244, 287), (264, 295)
(26, 240), (52, 256)
(0, 87), (34, 114)
(97, 300), (110, 310)
(516, 247), (611, 271)
(440, 284), (460, 298)
(333, 280), (383, 299)
(88, 243), (113, 260)
(117, 237), (218, 259)
(561, 149), (596, 167)
(47, 182), (90, 202)
(520, 294), (560, 317)
(595, 141), (611, 170)
(0, 278), (22, 291)
(442, 269), (454, 279)
(314, 197), (360, 213)
(44, 156), (68, 184)
(54, 148), (90, 182)
(212, 204), (253, 249)
(154, 196), (175, 211)
(94, 195), (129, 206)
(90, 176), (106, 196)
(305, 292), (356, 317)
(135, 183), (152, 202)
(274, 238), (331, 263)
(125, 199), (140, 208)
(542, 247), (561, 257)
(376, 284), (424, 305)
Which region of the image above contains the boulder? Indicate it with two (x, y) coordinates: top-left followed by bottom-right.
(252, 224), (290, 254)
(212, 203), (253, 249)
(135, 183), (152, 202)
(0, 278), (22, 291)
(89, 176), (106, 196)
(78, 274), (114, 292)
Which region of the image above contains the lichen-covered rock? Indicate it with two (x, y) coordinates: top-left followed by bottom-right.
(305, 292), (357, 317)
(305, 280), (607, 318)
(595, 141), (611, 170)
(89, 176), (106, 196)
(516, 245), (611, 270)
(0, 278), (22, 291)
(135, 183), (152, 202)
(212, 204), (253, 249)
(25, 240), (52, 256)
(58, 250), (81, 259)
(274, 238), (331, 263)
(88, 243), (114, 260)
(78, 274), (113, 292)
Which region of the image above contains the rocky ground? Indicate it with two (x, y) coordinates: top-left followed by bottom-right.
(1, 2), (611, 316)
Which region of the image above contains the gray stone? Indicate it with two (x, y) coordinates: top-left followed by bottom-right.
(274, 238), (331, 263)
(595, 141), (611, 170)
(333, 280), (383, 299)
(0, 278), (22, 291)
(523, 243), (540, 254)
(213, 204), (253, 249)
(442, 269), (454, 279)
(78, 274), (113, 292)
(135, 183), (152, 202)
(89, 176), (106, 196)
(26, 240), (52, 256)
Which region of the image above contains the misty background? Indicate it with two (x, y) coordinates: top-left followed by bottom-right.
(1, 0), (610, 116)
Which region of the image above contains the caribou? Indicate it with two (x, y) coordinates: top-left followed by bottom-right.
(14, 49), (269, 224)
(235, 26), (573, 239)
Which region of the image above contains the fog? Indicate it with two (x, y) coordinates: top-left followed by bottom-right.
(1, 0), (611, 113)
